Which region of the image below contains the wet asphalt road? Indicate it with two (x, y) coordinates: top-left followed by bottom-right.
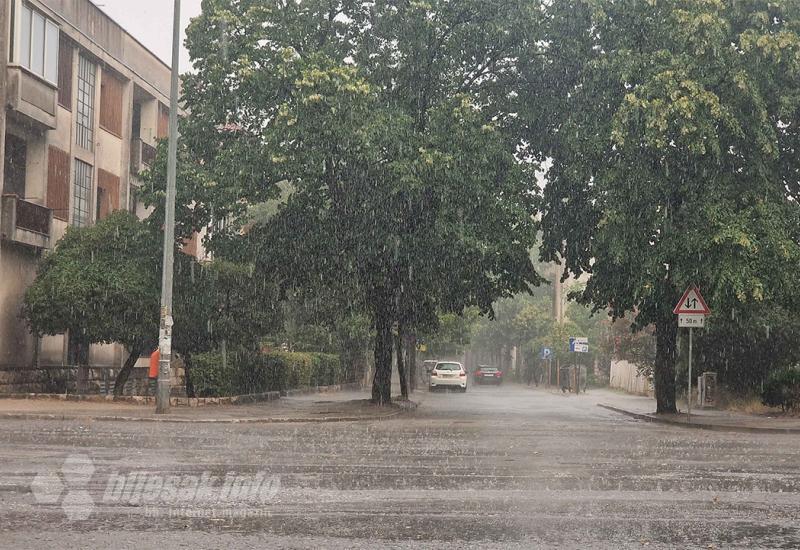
(1, 384), (799, 549)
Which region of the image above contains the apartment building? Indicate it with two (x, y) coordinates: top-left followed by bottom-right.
(0, 0), (176, 392)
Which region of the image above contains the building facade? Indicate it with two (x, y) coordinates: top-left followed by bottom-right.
(0, 0), (175, 392)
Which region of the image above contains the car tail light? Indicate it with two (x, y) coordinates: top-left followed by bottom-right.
(495, 371), (502, 377)
(459, 371), (466, 377)
(475, 370), (482, 376)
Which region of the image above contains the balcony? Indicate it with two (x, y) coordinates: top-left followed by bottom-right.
(5, 67), (57, 130)
(0, 195), (52, 249)
(130, 138), (157, 175)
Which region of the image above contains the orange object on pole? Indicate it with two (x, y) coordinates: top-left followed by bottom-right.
(148, 349), (160, 379)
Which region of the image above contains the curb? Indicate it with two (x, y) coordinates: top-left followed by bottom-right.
(0, 408), (404, 424)
(0, 383), (364, 407)
(598, 404), (800, 434)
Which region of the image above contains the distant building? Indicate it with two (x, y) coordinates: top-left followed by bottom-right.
(0, 0), (184, 392)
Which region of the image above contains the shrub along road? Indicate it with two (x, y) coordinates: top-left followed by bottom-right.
(0, 384), (798, 548)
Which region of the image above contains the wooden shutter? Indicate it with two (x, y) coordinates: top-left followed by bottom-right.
(100, 69), (124, 136)
(46, 146), (70, 221)
(96, 169), (120, 220)
(157, 102), (170, 139)
(58, 36), (73, 110)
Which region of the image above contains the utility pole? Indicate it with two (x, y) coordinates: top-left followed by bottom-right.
(0, 0), (8, 193)
(552, 265), (563, 324)
(156, 0), (181, 414)
(553, 265), (563, 388)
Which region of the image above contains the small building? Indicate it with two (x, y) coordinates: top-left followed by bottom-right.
(0, 0), (184, 392)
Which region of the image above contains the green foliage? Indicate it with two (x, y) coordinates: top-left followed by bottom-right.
(762, 368), (800, 412)
(191, 349), (345, 397)
(174, 259), (281, 357)
(534, 0), (800, 411)
(695, 306), (800, 395)
(23, 211), (161, 355)
(22, 211), (280, 396)
(609, 315), (657, 376)
(420, 308), (480, 358)
(177, 0), (544, 402)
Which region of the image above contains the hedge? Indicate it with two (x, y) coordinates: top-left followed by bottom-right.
(190, 349), (346, 397)
(762, 368), (800, 412)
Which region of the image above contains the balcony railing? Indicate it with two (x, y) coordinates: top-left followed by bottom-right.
(1, 194), (52, 249)
(130, 138), (157, 174)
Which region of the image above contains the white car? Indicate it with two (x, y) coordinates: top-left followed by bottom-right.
(429, 361), (467, 392)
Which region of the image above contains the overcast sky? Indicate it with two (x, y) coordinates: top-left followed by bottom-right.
(95, 0), (204, 71)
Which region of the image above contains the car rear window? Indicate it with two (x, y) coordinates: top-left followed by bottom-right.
(479, 366), (497, 371)
(435, 363), (461, 371)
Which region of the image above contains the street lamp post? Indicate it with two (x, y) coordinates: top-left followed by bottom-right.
(156, 0), (181, 414)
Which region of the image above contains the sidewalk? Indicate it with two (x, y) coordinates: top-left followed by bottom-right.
(0, 391), (412, 423)
(594, 388), (800, 434)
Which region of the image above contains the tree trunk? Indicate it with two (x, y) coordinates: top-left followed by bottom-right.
(654, 312), (678, 414)
(371, 300), (393, 405)
(396, 325), (409, 400)
(113, 348), (142, 397)
(405, 332), (417, 391)
(70, 332), (90, 394)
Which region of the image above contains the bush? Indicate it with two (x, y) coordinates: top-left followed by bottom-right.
(762, 368), (800, 412)
(190, 349), (345, 397)
(190, 351), (232, 397)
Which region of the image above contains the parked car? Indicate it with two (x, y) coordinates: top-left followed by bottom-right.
(429, 361), (467, 392)
(474, 365), (503, 385)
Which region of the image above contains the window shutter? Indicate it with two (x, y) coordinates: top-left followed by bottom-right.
(100, 69), (124, 136)
(57, 36), (73, 109)
(46, 146), (70, 221)
(96, 169), (120, 220)
(157, 102), (169, 139)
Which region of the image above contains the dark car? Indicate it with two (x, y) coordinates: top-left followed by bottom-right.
(474, 365), (503, 385)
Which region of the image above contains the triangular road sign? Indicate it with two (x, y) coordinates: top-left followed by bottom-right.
(673, 285), (711, 315)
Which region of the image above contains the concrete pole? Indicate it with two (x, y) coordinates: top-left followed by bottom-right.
(156, 0), (181, 414)
(552, 266), (563, 323)
(553, 265), (563, 389)
(0, 0), (8, 194)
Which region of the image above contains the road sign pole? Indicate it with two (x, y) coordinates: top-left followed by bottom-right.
(687, 327), (693, 421)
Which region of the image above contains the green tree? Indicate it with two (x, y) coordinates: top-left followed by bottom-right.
(180, 0), (543, 403)
(174, 259), (282, 396)
(23, 212), (161, 395)
(534, 0), (800, 412)
(420, 308), (480, 359)
(23, 212), (279, 397)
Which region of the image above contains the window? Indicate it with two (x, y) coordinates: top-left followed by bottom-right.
(131, 102), (142, 139)
(47, 146), (70, 221)
(57, 35), (73, 109)
(17, 4), (59, 83)
(100, 70), (124, 136)
(434, 363), (462, 371)
(73, 159), (93, 227)
(76, 55), (96, 150)
(3, 134), (27, 197)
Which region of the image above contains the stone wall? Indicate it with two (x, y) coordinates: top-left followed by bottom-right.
(0, 364), (186, 396)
